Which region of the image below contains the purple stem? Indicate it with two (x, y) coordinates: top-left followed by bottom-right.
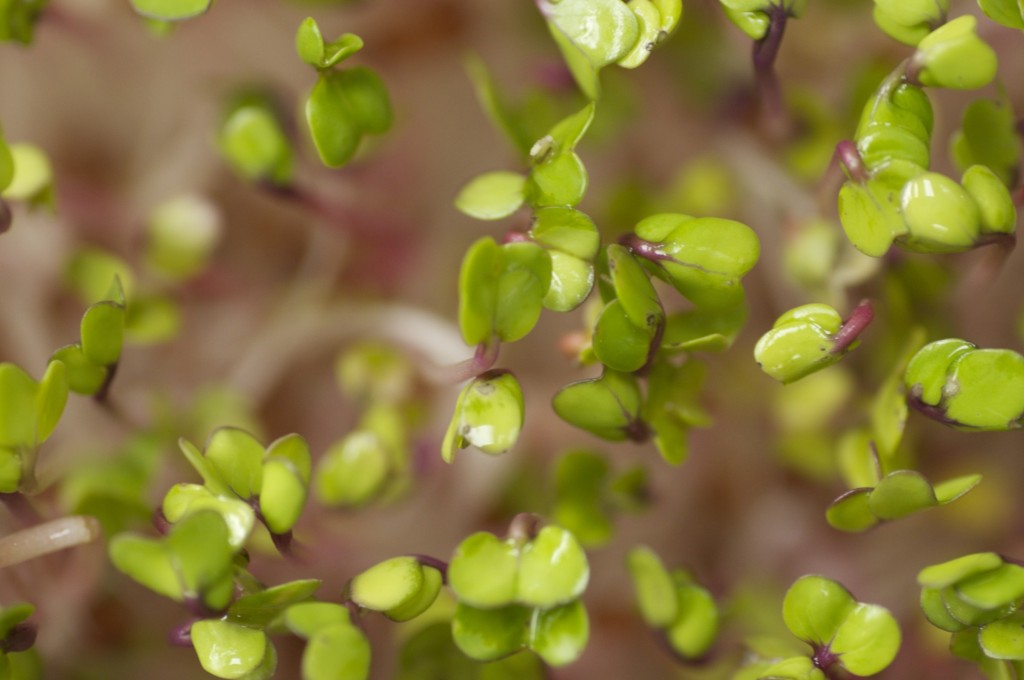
(812, 644), (842, 678)
(153, 508), (171, 536)
(906, 393), (960, 428)
(183, 595), (224, 620)
(618, 233), (672, 264)
(1000, 554), (1024, 568)
(830, 299), (874, 355)
(624, 418), (652, 444)
(835, 140), (868, 183)
(247, 496), (297, 558)
(752, 4), (790, 131)
(637, 319), (666, 378)
(410, 554), (449, 584)
(168, 620), (197, 648)
(501, 229), (532, 245)
(92, 361), (120, 405)
(975, 231), (1017, 255)
(439, 341), (501, 385)
(0, 200), (10, 235)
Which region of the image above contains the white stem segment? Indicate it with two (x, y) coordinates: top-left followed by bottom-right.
(0, 516), (101, 569)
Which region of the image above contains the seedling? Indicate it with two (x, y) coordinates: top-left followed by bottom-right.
(3, 2), (1024, 679)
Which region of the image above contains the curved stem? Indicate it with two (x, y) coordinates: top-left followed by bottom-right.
(429, 341), (501, 385)
(831, 299), (874, 354)
(906, 391), (961, 428)
(619, 233), (672, 264)
(834, 140), (867, 184)
(0, 516), (101, 569)
(752, 5), (790, 136)
(228, 302), (467, 405)
(168, 620), (197, 648)
(410, 554), (449, 584)
(261, 182), (407, 243)
(92, 361), (120, 405)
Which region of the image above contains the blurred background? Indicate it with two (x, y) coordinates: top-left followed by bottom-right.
(0, 0), (1023, 677)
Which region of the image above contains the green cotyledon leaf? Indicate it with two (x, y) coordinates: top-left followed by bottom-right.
(130, 0), (212, 21)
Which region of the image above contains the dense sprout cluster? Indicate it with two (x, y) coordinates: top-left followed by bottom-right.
(0, 0), (1022, 679)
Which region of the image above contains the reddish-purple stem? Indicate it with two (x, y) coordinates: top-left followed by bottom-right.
(835, 140), (868, 183)
(0, 200), (10, 235)
(831, 299), (874, 355)
(410, 554), (449, 584)
(618, 233), (672, 264)
(501, 230), (532, 245)
(443, 341), (501, 385)
(637, 319), (666, 378)
(168, 621), (197, 648)
(812, 644), (842, 678)
(624, 417), (652, 444)
(93, 361), (120, 404)
(752, 5), (790, 131)
(906, 392), (960, 428)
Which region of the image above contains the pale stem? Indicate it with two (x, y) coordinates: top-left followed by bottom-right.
(508, 512), (543, 544)
(0, 516), (101, 569)
(228, 302), (468, 404)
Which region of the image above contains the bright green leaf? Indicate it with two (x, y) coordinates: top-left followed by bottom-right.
(529, 600), (589, 666)
(204, 427), (265, 500)
(455, 172), (526, 220)
(449, 532), (519, 608)
(867, 470), (936, 520)
(627, 546), (678, 628)
(228, 580), (320, 628)
(666, 582), (718, 659)
(80, 301), (125, 368)
(130, 0), (212, 21)
(258, 457), (307, 535)
(350, 556), (424, 613)
(552, 370), (643, 441)
(315, 431), (391, 506)
(302, 623), (370, 680)
(517, 526), (589, 608)
(451, 603), (530, 662)
(33, 360), (66, 444)
(782, 575), (857, 645)
(829, 602), (901, 676)
(826, 488), (878, 532)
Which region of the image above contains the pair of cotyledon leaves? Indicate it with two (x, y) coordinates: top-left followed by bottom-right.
(447, 525), (590, 666)
(919, 552), (1024, 667)
(839, 18), (1015, 258)
(905, 339), (1024, 431)
(628, 546), (719, 660)
(536, 0), (682, 99)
